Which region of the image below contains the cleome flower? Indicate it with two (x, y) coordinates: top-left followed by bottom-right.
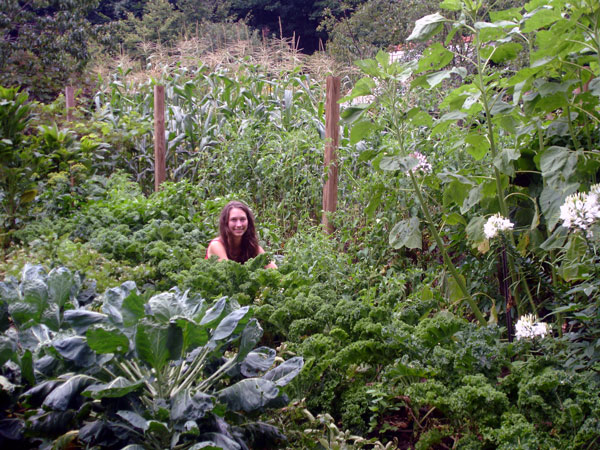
(514, 314), (549, 340)
(559, 185), (600, 236)
(483, 213), (514, 239)
(407, 151), (432, 174)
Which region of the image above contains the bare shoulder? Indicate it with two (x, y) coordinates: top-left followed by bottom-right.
(207, 238), (228, 260)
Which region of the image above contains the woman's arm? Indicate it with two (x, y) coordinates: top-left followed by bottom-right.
(258, 246), (278, 269)
(206, 239), (228, 260)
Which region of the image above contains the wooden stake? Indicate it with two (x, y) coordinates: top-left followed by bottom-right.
(154, 85), (166, 191)
(65, 86), (75, 122)
(322, 76), (341, 234)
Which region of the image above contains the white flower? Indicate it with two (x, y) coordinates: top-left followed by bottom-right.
(515, 314), (549, 340)
(559, 188), (600, 235)
(407, 151), (432, 174)
(483, 213), (514, 239)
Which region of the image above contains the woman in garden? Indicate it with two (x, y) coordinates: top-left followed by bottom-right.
(205, 201), (277, 269)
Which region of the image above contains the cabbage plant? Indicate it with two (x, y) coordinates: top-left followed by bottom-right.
(0, 265), (302, 449)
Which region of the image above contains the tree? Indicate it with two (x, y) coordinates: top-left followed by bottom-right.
(0, 0), (99, 101)
(228, 0), (360, 53)
(321, 0), (438, 65)
(176, 0), (232, 27)
(118, 0), (183, 54)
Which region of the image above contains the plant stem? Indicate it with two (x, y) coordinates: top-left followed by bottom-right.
(197, 356), (240, 392)
(170, 346), (209, 398)
(409, 171), (487, 325)
(475, 30), (536, 316)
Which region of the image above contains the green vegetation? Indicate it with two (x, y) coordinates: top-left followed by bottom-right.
(1, 0), (600, 448)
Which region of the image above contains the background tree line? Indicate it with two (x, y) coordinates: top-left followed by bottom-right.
(1, 0), (519, 101)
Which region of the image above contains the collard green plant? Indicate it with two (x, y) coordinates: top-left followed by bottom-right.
(0, 265), (303, 449)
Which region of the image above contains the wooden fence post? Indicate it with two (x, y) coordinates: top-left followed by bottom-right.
(65, 86), (75, 122)
(154, 85), (166, 192)
(322, 76), (341, 234)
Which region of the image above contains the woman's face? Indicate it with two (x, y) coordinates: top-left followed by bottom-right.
(228, 207), (248, 238)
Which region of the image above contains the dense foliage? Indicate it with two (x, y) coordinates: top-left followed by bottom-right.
(0, 0), (99, 101)
(1, 0), (600, 448)
(0, 264), (303, 448)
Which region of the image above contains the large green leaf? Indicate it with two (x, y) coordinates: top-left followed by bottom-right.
(0, 279), (19, 303)
(588, 77), (600, 97)
(83, 377), (144, 399)
(466, 216), (487, 244)
(237, 319), (263, 362)
(539, 146), (570, 176)
(489, 42), (523, 63)
(64, 310), (107, 334)
(340, 105), (369, 123)
(20, 349), (35, 386)
(18, 324), (52, 352)
(218, 378), (279, 412)
(241, 347), (276, 377)
(339, 77), (376, 103)
(350, 119), (377, 145)
(417, 43), (453, 72)
(407, 108), (433, 128)
(464, 133), (490, 160)
(354, 58), (381, 77)
(540, 225), (568, 251)
(432, 111), (468, 134)
(494, 148), (521, 176)
(148, 292), (181, 322)
(175, 317), (209, 352)
(86, 325), (129, 354)
(380, 155), (418, 173)
(0, 418), (24, 441)
(522, 8), (561, 33)
(135, 319), (182, 372)
(53, 336), (96, 367)
(540, 183), (579, 230)
(46, 267), (74, 309)
(102, 281), (138, 326)
(9, 278), (48, 327)
(211, 306), (251, 342)
(0, 336), (17, 366)
(170, 390), (214, 423)
(461, 185), (484, 214)
(375, 50), (390, 69)
(21, 264), (46, 284)
(121, 291), (146, 327)
(440, 0), (461, 11)
(559, 234), (589, 281)
(389, 217), (422, 250)
(407, 13), (446, 42)
(413, 67), (466, 89)
(262, 357), (304, 387)
(199, 297), (227, 326)
(365, 183), (384, 218)
(117, 411), (149, 431)
(42, 374), (96, 411)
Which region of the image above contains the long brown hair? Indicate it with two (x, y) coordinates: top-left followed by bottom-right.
(218, 201), (260, 263)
